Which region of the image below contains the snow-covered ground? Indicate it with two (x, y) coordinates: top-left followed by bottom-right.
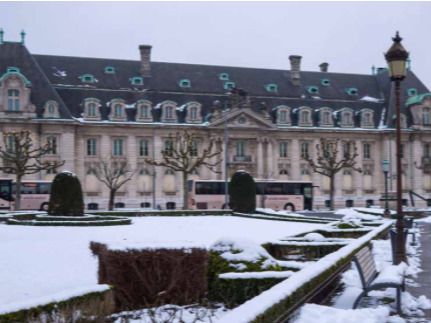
(0, 216), (322, 313)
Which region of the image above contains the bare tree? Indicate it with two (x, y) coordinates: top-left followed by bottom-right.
(302, 138), (362, 210)
(145, 131), (222, 210)
(0, 130), (64, 210)
(90, 158), (135, 210)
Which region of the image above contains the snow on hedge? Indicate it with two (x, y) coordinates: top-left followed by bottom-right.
(0, 216), (323, 310)
(217, 221), (392, 323)
(335, 208), (383, 221)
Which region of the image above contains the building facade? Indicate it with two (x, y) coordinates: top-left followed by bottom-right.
(1, 34), (431, 210)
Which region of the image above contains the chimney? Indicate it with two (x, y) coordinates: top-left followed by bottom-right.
(289, 55), (302, 86)
(139, 44), (152, 77)
(319, 62), (329, 72)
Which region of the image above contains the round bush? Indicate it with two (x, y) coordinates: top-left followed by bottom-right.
(48, 171), (84, 216)
(229, 170), (256, 213)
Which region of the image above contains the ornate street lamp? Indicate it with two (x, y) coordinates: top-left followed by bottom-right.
(384, 31), (409, 264)
(381, 159), (391, 218)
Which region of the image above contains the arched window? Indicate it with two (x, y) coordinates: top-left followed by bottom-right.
(7, 89), (20, 111)
(83, 98), (101, 120)
(166, 106), (173, 119)
(88, 103), (97, 117)
(319, 108), (333, 127)
(300, 110), (311, 125)
(276, 106), (291, 125)
(341, 111), (353, 126)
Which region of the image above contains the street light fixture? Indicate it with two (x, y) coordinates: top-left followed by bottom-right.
(381, 159), (391, 218)
(384, 31), (409, 264)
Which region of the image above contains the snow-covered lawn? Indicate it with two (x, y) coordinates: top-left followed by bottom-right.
(0, 215), (322, 312)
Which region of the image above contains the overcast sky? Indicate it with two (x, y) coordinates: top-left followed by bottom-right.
(2, 1), (431, 88)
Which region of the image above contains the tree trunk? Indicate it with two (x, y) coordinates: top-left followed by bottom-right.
(15, 175), (22, 211)
(108, 189), (116, 211)
(182, 171), (188, 210)
(329, 175), (335, 211)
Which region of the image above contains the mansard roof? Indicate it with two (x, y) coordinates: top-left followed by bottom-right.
(2, 41), (429, 128)
(0, 42), (72, 119)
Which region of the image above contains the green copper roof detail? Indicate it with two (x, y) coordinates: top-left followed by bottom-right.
(321, 78), (330, 86)
(0, 29), (3, 44)
(405, 93), (431, 107)
(179, 79), (191, 88)
(407, 88), (417, 96)
(345, 87), (358, 96)
(219, 73), (229, 81)
(104, 66), (115, 74)
(0, 66), (31, 85)
(130, 76), (143, 85)
(265, 83), (278, 93)
(307, 86), (319, 94)
(224, 81), (235, 90)
(79, 74), (95, 83)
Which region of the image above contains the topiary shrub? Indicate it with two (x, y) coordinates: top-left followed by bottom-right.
(229, 170), (256, 213)
(48, 171), (84, 216)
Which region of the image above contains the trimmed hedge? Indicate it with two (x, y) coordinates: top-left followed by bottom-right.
(0, 288), (113, 323)
(88, 210), (231, 217)
(90, 242), (208, 311)
(48, 171), (84, 216)
(6, 214), (131, 226)
(229, 171), (256, 213)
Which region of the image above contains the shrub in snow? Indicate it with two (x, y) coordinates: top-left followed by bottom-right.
(90, 242), (208, 311)
(208, 239), (286, 307)
(48, 171), (84, 216)
(303, 232), (326, 241)
(229, 171), (256, 213)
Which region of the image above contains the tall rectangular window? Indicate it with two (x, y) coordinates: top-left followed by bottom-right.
(113, 138), (123, 156)
(113, 104), (122, 118)
(363, 143), (371, 159)
(300, 142), (309, 158)
(190, 140), (198, 157)
(279, 142), (288, 158)
(7, 89), (20, 111)
(87, 103), (97, 117)
(400, 144), (404, 159)
(87, 138), (97, 156)
(139, 139), (149, 157)
(47, 136), (57, 155)
(236, 140), (245, 157)
(164, 139), (173, 156)
(6, 135), (16, 153)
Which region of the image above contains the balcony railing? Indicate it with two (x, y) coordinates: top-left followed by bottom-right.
(233, 155), (252, 162)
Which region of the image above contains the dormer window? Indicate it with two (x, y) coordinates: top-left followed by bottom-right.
(104, 66), (115, 74)
(135, 100), (153, 122)
(130, 76), (144, 86)
(161, 101), (178, 122)
(179, 79), (191, 88)
(340, 109), (354, 127)
(83, 98), (101, 120)
(360, 109), (374, 128)
(224, 82), (236, 90)
(219, 73), (229, 81)
(319, 108), (333, 127)
(79, 74), (95, 83)
(186, 102), (202, 123)
(265, 84), (278, 93)
(307, 86), (319, 95)
(321, 79), (330, 86)
(345, 88), (358, 96)
(43, 101), (60, 118)
(298, 107), (313, 126)
(276, 106), (291, 125)
(7, 89), (20, 111)
(407, 88), (417, 96)
(109, 99), (126, 121)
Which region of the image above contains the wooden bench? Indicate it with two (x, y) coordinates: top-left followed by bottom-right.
(352, 246), (406, 314)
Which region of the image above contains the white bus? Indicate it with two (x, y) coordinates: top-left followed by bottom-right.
(187, 179), (313, 211)
(0, 179), (51, 211)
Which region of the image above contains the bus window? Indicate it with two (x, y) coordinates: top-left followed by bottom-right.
(0, 180), (12, 201)
(265, 183), (283, 195)
(303, 186), (312, 198)
(21, 183), (37, 194)
(38, 183), (51, 194)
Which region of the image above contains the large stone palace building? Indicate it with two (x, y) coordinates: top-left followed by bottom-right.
(1, 33), (431, 210)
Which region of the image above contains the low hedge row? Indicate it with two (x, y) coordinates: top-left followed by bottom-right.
(0, 288), (113, 323)
(88, 209), (231, 217)
(7, 216), (131, 226)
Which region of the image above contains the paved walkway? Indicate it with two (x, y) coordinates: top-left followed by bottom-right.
(407, 221), (431, 321)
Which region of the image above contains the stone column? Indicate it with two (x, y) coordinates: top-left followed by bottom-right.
(267, 139), (274, 178)
(354, 139), (363, 196)
(257, 138), (263, 179)
(291, 139), (300, 180)
(127, 135), (137, 200)
(61, 129), (75, 173)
